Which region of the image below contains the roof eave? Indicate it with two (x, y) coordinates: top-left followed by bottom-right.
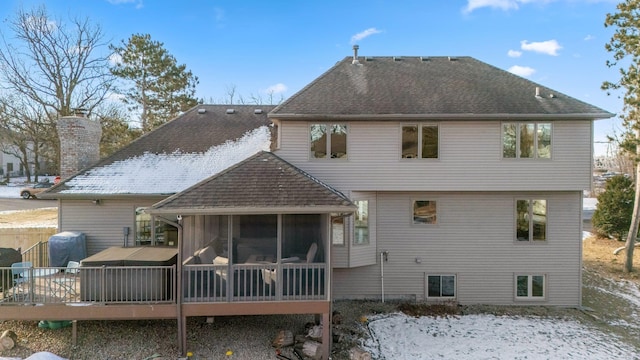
(147, 205), (357, 216)
(269, 112), (615, 121)
(37, 192), (174, 200)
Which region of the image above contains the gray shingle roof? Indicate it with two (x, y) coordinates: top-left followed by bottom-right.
(149, 151), (355, 215)
(97, 105), (275, 165)
(42, 105), (274, 197)
(270, 56), (612, 120)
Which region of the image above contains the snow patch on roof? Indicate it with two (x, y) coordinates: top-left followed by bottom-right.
(61, 126), (271, 195)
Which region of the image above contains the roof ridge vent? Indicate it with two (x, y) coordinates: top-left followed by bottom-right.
(393, 56), (402, 61)
(448, 56), (457, 61)
(420, 56), (429, 62)
(226, 109), (235, 114)
(197, 108), (206, 114)
(254, 109), (263, 114)
(365, 57), (374, 61)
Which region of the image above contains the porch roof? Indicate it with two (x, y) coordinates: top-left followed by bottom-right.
(148, 151), (356, 215)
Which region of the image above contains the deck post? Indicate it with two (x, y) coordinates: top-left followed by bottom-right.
(322, 311), (330, 360)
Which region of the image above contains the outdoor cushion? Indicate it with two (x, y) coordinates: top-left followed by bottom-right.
(196, 246), (216, 264)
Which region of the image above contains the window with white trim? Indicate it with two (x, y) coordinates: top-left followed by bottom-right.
(331, 215), (345, 246)
(515, 274), (545, 299)
(413, 200), (437, 224)
(502, 122), (551, 159)
(353, 200), (369, 245)
(401, 124), (439, 159)
(427, 275), (456, 298)
(310, 123), (347, 159)
(516, 199), (547, 242)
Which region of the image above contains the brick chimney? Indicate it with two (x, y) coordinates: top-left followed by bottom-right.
(57, 113), (102, 180)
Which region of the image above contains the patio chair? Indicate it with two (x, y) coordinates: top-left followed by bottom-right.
(261, 242), (319, 288)
(51, 261), (80, 299)
(11, 262), (32, 300)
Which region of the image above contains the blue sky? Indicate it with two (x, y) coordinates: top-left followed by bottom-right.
(0, 0), (625, 156)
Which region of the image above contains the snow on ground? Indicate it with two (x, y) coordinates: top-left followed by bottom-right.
(0, 185), (20, 198)
(362, 313), (637, 360)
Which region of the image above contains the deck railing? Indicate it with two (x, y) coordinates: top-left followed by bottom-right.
(21, 241), (49, 267)
(0, 265), (176, 305)
(183, 263), (327, 303)
(0, 262), (326, 306)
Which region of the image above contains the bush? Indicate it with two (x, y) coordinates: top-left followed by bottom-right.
(592, 175), (635, 241)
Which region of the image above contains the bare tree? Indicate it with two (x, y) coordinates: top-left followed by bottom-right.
(0, 5), (113, 175)
(0, 6), (113, 118)
(0, 95), (53, 182)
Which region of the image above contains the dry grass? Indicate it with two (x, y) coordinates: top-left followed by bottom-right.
(0, 207), (57, 228)
(582, 234), (640, 284)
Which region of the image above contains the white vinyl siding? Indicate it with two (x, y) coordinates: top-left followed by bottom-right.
(331, 191), (582, 306)
(275, 120), (592, 192)
(59, 197), (165, 256)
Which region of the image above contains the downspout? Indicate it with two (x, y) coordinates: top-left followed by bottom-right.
(380, 250), (388, 303)
(155, 216), (184, 354)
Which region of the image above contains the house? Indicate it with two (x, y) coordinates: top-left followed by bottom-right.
(1, 51), (612, 357)
(269, 53), (612, 306)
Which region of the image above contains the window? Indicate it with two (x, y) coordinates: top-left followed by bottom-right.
(516, 199), (547, 242)
(135, 207), (178, 247)
(353, 200), (369, 245)
(413, 200), (437, 224)
(502, 122), (551, 159)
(402, 124), (438, 159)
(516, 274), (545, 299)
(332, 215), (345, 246)
(310, 123), (347, 159)
(427, 275), (456, 298)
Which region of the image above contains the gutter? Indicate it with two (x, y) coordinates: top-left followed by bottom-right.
(37, 193), (176, 200)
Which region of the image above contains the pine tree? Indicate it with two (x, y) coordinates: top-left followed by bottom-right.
(110, 34), (199, 133)
(603, 0), (640, 272)
(592, 175), (635, 241)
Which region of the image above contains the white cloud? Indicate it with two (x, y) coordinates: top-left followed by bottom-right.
(350, 28), (382, 44)
(463, 0), (554, 13)
(108, 53), (122, 66)
(584, 34), (595, 41)
(508, 65), (536, 77)
(106, 0), (143, 9)
(214, 7), (225, 23)
(265, 83), (287, 94)
(508, 50), (522, 58)
(520, 39), (562, 56)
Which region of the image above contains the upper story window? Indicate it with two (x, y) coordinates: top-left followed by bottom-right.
(402, 124), (439, 159)
(502, 122), (551, 159)
(310, 123), (347, 159)
(516, 199), (547, 242)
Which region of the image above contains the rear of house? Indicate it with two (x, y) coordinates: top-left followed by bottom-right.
(270, 54), (612, 306)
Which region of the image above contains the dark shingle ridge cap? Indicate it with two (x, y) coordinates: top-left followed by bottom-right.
(263, 151), (353, 204)
(269, 56), (613, 120)
(270, 57), (350, 116)
(151, 151), (354, 211)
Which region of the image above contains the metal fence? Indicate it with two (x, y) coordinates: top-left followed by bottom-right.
(0, 265), (176, 305)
